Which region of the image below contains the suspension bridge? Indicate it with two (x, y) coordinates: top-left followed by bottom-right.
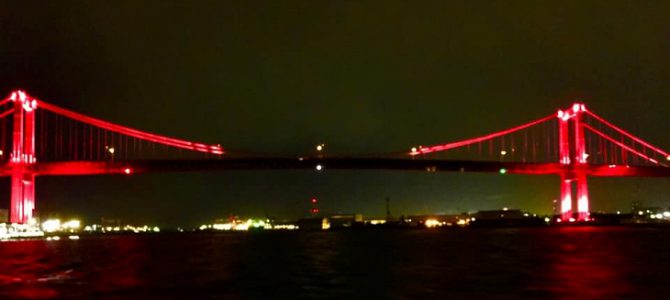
(1, 91), (669, 224)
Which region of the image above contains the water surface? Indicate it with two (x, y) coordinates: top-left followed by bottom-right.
(0, 227), (668, 299)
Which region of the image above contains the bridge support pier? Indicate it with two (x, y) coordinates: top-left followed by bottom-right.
(560, 174), (572, 221)
(9, 91), (37, 224)
(576, 172), (589, 221)
(557, 104), (590, 222)
(559, 171), (589, 222)
(10, 172), (35, 224)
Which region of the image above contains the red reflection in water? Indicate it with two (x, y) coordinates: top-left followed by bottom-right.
(91, 236), (146, 291)
(0, 236), (149, 298)
(543, 227), (632, 298)
(0, 240), (62, 298)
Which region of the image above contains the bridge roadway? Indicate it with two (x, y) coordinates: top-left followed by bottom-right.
(0, 157), (668, 177)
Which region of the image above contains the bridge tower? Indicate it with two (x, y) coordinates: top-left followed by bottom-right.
(9, 91), (37, 224)
(557, 103), (589, 221)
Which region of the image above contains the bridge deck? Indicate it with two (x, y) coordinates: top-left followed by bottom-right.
(0, 158), (668, 177)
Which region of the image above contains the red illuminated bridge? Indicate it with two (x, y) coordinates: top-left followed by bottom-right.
(2, 90), (669, 223)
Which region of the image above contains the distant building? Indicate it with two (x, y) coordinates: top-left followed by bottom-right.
(552, 199), (559, 216)
(297, 218), (329, 230)
(474, 209), (525, 220)
(0, 209), (7, 223)
(403, 214), (464, 227)
(327, 214), (363, 229)
(631, 200), (642, 213)
(101, 217), (121, 228)
(297, 214), (363, 230)
(471, 209), (544, 227)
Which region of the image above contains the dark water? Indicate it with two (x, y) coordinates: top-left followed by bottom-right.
(1, 227), (670, 299)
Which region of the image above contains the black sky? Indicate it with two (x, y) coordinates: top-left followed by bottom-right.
(1, 1), (670, 226)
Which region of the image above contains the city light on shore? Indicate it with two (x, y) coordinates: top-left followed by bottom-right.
(199, 219), (299, 231)
(42, 219), (81, 233)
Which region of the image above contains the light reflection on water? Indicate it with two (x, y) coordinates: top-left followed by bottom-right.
(543, 227), (633, 299)
(0, 227), (669, 299)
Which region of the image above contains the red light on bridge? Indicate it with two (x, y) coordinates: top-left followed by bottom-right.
(311, 198), (318, 204)
(123, 168), (132, 175)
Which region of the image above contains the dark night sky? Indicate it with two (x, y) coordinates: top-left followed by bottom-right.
(1, 1), (670, 226)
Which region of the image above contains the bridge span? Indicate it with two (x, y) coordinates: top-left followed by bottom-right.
(1, 157), (667, 177)
(2, 90), (670, 223)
